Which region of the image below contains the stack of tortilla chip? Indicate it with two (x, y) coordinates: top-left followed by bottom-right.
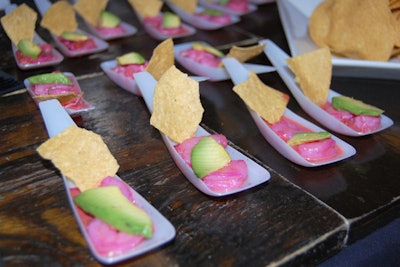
(309, 0), (400, 61)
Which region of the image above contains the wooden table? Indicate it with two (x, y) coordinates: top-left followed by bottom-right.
(1, 1), (399, 266)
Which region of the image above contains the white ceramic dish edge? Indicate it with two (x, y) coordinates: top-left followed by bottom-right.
(166, 2), (240, 30)
(24, 72), (95, 116)
(222, 57), (357, 167)
(134, 71), (271, 196)
(38, 99), (176, 265)
(174, 41), (276, 81)
(260, 39), (394, 137)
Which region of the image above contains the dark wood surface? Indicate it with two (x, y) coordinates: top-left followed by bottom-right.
(1, 1), (399, 266)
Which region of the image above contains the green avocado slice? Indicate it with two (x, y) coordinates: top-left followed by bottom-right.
(191, 137), (231, 178)
(28, 73), (72, 85)
(74, 186), (153, 238)
(332, 96), (384, 116)
(287, 132), (331, 146)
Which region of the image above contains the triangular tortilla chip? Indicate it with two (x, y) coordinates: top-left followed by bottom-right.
(150, 65), (204, 143)
(286, 47), (331, 106)
(226, 43), (266, 63)
(40, 1), (78, 36)
(127, 0), (163, 18)
(169, 0), (197, 14)
(233, 71), (289, 124)
(0, 4), (37, 45)
(145, 38), (175, 80)
(37, 126), (119, 192)
(74, 0), (108, 26)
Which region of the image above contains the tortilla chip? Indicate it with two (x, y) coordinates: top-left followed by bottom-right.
(127, 0), (163, 18)
(40, 1), (78, 36)
(308, 0), (334, 48)
(0, 4), (37, 45)
(392, 9), (400, 47)
(226, 43), (266, 63)
(286, 47), (331, 106)
(169, 0), (197, 14)
(33, 93), (79, 104)
(37, 125), (119, 192)
(233, 71), (289, 124)
(309, 0), (397, 61)
(390, 0), (400, 10)
(74, 0), (108, 26)
(150, 65), (204, 143)
(145, 38), (175, 80)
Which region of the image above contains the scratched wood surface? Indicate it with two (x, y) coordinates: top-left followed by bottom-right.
(1, 1), (399, 266)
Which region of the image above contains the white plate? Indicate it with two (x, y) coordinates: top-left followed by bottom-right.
(198, 0), (257, 15)
(38, 99), (176, 265)
(261, 39), (394, 136)
(100, 59), (143, 96)
(174, 41), (276, 81)
(165, 1), (240, 30)
(276, 0), (400, 80)
(24, 72), (94, 116)
(4, 4), (64, 70)
(134, 71), (271, 196)
(84, 21), (138, 41)
(223, 57), (356, 167)
(34, 0), (109, 57)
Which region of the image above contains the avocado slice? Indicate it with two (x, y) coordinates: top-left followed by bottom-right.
(201, 9), (223, 16)
(61, 31), (88, 41)
(28, 73), (72, 85)
(287, 132), (331, 146)
(191, 42), (224, 57)
(162, 12), (181, 28)
(332, 96), (384, 116)
(191, 137), (231, 178)
(99, 10), (121, 28)
(116, 52), (146, 65)
(17, 39), (42, 59)
(74, 186), (153, 238)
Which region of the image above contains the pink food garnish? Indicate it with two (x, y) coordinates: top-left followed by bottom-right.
(195, 12), (231, 24)
(70, 176), (150, 256)
(225, 0), (249, 12)
(179, 48), (222, 67)
(202, 160), (248, 192)
(58, 36), (97, 51)
(88, 218), (145, 256)
(269, 116), (341, 162)
(16, 43), (59, 65)
(322, 102), (381, 133)
(95, 24), (125, 36)
(112, 62), (148, 79)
